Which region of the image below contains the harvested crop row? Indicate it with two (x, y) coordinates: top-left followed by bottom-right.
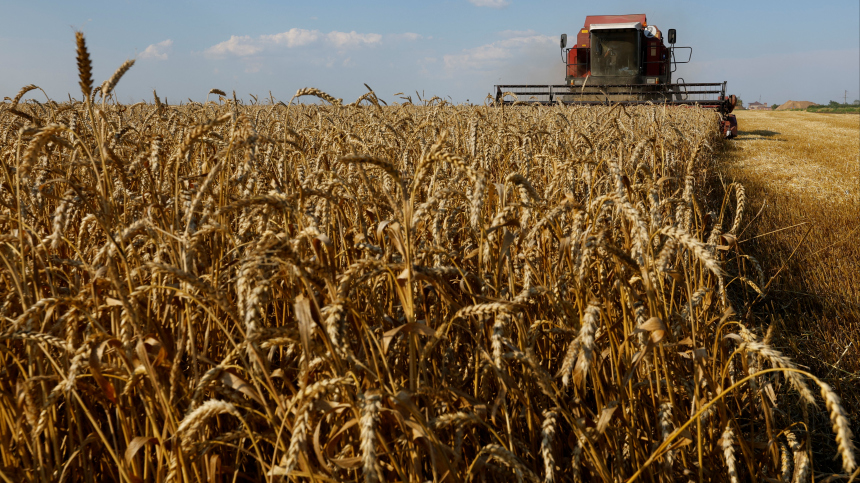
(0, 75), (854, 480)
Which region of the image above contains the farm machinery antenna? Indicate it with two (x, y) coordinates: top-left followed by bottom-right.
(494, 14), (738, 138)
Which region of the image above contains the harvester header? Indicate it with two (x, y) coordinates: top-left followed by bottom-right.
(495, 13), (738, 138)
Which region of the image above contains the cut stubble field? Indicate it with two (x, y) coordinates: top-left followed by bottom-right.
(728, 111), (858, 206)
(721, 109), (860, 468)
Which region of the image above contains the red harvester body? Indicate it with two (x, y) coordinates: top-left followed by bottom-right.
(495, 14), (738, 138)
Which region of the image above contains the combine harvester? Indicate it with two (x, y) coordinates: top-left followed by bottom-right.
(494, 14), (738, 138)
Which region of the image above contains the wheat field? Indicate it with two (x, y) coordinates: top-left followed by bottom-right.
(0, 33), (855, 482)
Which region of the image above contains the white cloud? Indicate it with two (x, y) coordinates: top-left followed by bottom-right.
(263, 28), (320, 48)
(388, 32), (422, 42)
(206, 35), (263, 57)
(327, 31), (383, 49)
(498, 29), (536, 38)
(443, 34), (554, 72)
(139, 39), (173, 60)
(205, 29), (386, 58)
(468, 0), (510, 8)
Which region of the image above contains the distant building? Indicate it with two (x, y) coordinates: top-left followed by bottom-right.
(747, 101), (769, 110)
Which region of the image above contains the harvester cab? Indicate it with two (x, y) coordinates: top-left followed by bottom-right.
(495, 14), (738, 138)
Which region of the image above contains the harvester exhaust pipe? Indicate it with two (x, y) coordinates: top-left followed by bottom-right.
(559, 34), (567, 61)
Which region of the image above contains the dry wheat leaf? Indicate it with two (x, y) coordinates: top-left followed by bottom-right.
(382, 322), (437, 353)
(596, 401), (618, 435)
(219, 370), (264, 405)
(295, 295), (314, 361)
(105, 297), (123, 306)
(89, 340), (117, 404)
(125, 436), (158, 463)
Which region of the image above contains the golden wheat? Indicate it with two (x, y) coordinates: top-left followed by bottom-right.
(0, 37), (854, 482)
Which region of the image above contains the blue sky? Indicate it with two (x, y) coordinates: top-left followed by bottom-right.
(1, 0), (858, 106)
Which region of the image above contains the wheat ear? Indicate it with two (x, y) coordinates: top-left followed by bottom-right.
(11, 84), (38, 109)
(176, 399), (240, 453)
(75, 32), (93, 101)
(101, 59), (135, 97)
(817, 380), (857, 473)
(572, 304), (599, 386)
(541, 410), (558, 483)
(722, 423), (739, 483)
(360, 392), (382, 483)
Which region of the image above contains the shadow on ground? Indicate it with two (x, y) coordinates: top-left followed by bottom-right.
(714, 141), (860, 475)
(738, 129), (785, 141)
